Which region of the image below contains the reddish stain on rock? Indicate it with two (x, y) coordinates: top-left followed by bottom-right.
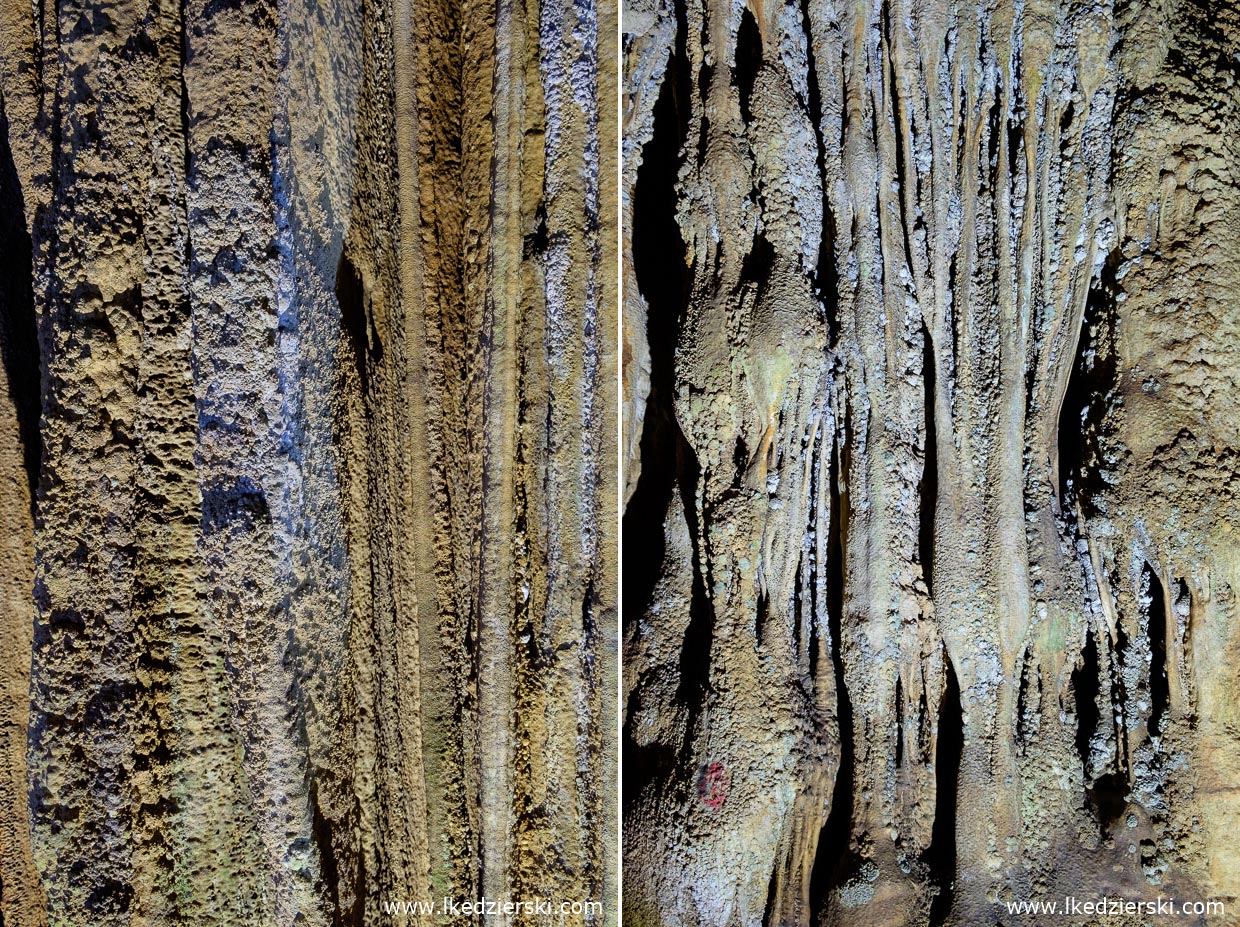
(698, 762), (729, 809)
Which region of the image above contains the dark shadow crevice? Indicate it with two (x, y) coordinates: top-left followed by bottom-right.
(795, 0), (837, 338)
(675, 434), (713, 751)
(755, 587), (769, 648)
(733, 7), (762, 125)
(1088, 772), (1128, 836)
(894, 675), (904, 768)
(1073, 627), (1101, 771)
(919, 321), (936, 596)
(807, 431), (854, 921)
(1058, 248), (1120, 518)
(335, 253), (379, 394)
(1145, 564), (1169, 739)
(1074, 628), (1127, 831)
(737, 230), (775, 308)
(925, 658), (962, 926)
(624, 17), (700, 810)
(0, 94), (43, 507)
(624, 11), (691, 628)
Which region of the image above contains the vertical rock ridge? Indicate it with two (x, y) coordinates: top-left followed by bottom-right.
(0, 0), (615, 913)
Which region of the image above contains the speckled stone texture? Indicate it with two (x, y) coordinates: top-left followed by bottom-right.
(622, 0), (1240, 924)
(0, 0), (616, 919)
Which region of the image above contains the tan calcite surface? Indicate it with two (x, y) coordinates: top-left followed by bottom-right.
(622, 0), (1240, 923)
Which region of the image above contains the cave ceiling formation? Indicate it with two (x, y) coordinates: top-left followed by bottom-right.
(622, 0), (1240, 923)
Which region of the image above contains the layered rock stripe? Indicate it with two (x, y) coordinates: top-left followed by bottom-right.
(0, 0), (616, 918)
(623, 0), (1240, 924)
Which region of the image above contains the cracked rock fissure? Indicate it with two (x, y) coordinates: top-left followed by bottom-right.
(0, 0), (616, 917)
(622, 0), (1240, 923)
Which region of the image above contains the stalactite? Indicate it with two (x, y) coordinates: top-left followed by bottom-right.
(623, 0), (1240, 922)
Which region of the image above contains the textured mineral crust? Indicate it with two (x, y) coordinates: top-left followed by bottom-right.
(622, 0), (1240, 923)
(0, 0), (616, 919)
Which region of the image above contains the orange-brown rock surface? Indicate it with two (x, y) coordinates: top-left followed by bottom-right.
(0, 0), (616, 919)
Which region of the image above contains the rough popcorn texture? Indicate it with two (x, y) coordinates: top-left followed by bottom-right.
(622, 0), (1239, 923)
(0, 0), (616, 918)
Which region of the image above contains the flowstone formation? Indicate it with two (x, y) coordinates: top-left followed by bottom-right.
(622, 0), (1240, 923)
(0, 0), (616, 919)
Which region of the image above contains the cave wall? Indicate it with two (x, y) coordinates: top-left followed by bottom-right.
(622, 0), (1240, 923)
(0, 0), (616, 918)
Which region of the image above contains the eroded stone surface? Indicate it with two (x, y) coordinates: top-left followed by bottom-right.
(0, 0), (616, 920)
